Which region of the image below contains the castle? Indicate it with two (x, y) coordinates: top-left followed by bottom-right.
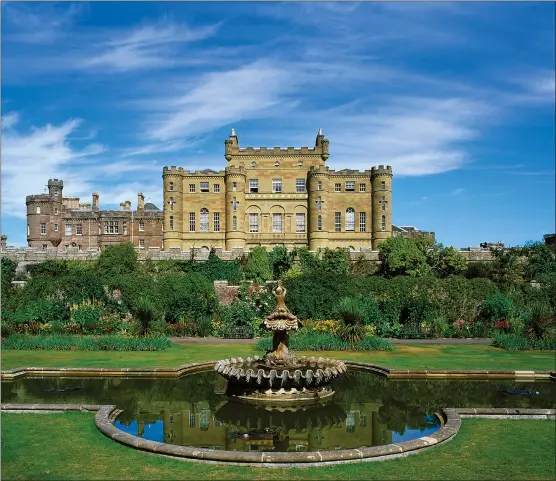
(163, 129), (393, 251)
(26, 181), (163, 250)
(25, 129), (400, 252)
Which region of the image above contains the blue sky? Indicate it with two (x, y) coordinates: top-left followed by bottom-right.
(2, 1), (554, 248)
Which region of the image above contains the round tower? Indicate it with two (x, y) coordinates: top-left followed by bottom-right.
(224, 166), (246, 250)
(371, 165), (393, 250)
(308, 166), (330, 251)
(162, 167), (183, 250)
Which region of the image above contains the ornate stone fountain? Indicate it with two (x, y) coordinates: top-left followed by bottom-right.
(214, 281), (347, 405)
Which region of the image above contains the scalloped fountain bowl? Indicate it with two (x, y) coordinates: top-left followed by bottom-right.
(214, 355), (347, 405)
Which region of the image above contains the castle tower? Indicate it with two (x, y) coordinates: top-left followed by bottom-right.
(224, 166), (246, 250)
(308, 166), (330, 251)
(162, 167), (183, 249)
(26, 179), (64, 248)
(371, 165), (393, 249)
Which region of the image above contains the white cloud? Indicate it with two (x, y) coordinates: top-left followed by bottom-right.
(451, 188), (466, 196)
(2, 112), (20, 129)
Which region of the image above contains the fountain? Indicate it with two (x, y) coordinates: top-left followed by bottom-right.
(214, 281), (347, 405)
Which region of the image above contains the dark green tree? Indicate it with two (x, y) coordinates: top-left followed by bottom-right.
(268, 246), (294, 279)
(243, 247), (272, 283)
(96, 242), (138, 278)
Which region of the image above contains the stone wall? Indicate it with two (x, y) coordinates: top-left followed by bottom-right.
(0, 246), (493, 275)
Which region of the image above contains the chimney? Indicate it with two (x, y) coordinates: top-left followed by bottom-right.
(138, 193), (145, 211)
(92, 192), (99, 211)
(125, 200), (131, 210)
(120, 202), (127, 211)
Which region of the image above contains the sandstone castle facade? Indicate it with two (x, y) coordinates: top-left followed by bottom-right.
(26, 180), (163, 250)
(162, 129), (393, 251)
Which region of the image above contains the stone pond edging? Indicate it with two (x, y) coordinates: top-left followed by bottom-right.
(1, 403), (554, 467)
(1, 360), (554, 381)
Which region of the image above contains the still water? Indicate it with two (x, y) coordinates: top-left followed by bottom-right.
(2, 370), (554, 453)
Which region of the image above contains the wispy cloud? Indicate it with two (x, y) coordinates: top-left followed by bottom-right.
(451, 188), (466, 196)
(78, 19), (222, 72)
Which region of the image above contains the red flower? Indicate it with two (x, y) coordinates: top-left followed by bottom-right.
(472, 321), (475, 327)
(486, 322), (489, 327)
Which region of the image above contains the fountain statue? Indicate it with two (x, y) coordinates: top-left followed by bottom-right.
(214, 281), (347, 405)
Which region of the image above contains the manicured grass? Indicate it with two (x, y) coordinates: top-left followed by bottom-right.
(1, 412), (554, 480)
(2, 343), (555, 371)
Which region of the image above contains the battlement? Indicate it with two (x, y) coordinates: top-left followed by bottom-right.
(225, 166), (246, 175)
(47, 178), (64, 186)
(26, 194), (52, 203)
(330, 168), (373, 177)
(371, 165), (393, 176)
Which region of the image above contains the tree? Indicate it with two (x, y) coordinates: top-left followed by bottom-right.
(428, 245), (468, 277)
(488, 246), (525, 288)
(268, 246), (294, 280)
(243, 247), (272, 283)
(1, 258), (18, 310)
(378, 236), (430, 278)
(96, 242), (138, 278)
(321, 248), (350, 275)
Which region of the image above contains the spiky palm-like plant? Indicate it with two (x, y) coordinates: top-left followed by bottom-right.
(336, 297), (366, 344)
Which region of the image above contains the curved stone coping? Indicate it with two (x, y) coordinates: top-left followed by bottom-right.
(1, 403), (554, 466)
(1, 360), (554, 381)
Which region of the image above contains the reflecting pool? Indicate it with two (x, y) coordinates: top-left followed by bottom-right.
(2, 370), (554, 453)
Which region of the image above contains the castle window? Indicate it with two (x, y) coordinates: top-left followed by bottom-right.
(169, 182), (174, 191)
(335, 183), (341, 192)
(139, 221), (145, 231)
(200, 207), (209, 233)
(272, 179), (282, 193)
(36, 206), (41, 214)
(381, 196), (386, 211)
(169, 197), (174, 211)
(317, 181), (322, 191)
(76, 224), (82, 235)
(274, 161), (280, 167)
(272, 213), (282, 233)
(359, 183), (366, 192)
(346, 208), (355, 231)
(295, 213), (305, 233)
(232, 197), (237, 211)
(213, 184), (220, 193)
(335, 212), (341, 232)
(381, 181), (385, 190)
(189, 184), (196, 193)
(214, 212), (220, 232)
(54, 189), (58, 196)
(139, 239), (145, 248)
(249, 213), (259, 233)
(42, 244), (48, 250)
(345, 181), (355, 192)
(200, 182), (209, 193)
(249, 179), (259, 193)
(232, 182), (237, 191)
(54, 208), (59, 215)
(189, 213), (196, 232)
(317, 196), (322, 211)
(66, 223), (72, 236)
(296, 179), (306, 193)
(169, 216), (174, 231)
(381, 215), (386, 231)
(317, 215), (322, 231)
(297, 161), (303, 167)
(359, 212), (367, 232)
(232, 215), (237, 231)
(78, 245), (82, 251)
(251, 161), (257, 167)
(103, 221), (118, 234)
(40, 223), (46, 235)
(54, 224), (58, 232)
(123, 221), (128, 234)
(27, 225), (30, 236)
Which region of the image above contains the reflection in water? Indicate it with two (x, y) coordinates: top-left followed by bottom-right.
(3, 370), (554, 453)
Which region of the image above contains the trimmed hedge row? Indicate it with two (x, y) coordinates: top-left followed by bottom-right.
(254, 333), (393, 352)
(491, 333), (556, 351)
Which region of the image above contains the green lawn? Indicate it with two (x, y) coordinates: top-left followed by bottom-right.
(2, 343), (555, 372)
(1, 412), (554, 480)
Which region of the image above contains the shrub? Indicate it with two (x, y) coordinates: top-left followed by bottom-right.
(96, 242), (138, 278)
(523, 302), (556, 341)
(427, 245), (468, 278)
(378, 236), (430, 278)
(218, 300), (259, 334)
(157, 273), (218, 324)
(353, 336), (393, 351)
(268, 246), (294, 280)
(335, 297), (366, 343)
(26, 260), (70, 278)
(303, 320), (341, 335)
(1, 258), (18, 308)
(132, 296), (157, 336)
(491, 333), (556, 351)
(478, 294), (513, 324)
(243, 247), (272, 283)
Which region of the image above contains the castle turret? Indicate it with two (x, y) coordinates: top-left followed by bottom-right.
(92, 192), (99, 212)
(137, 193), (145, 211)
(26, 179), (64, 248)
(315, 128), (329, 161)
(224, 128), (239, 162)
(308, 166), (330, 251)
(371, 165), (393, 249)
(224, 166), (246, 250)
(162, 167), (183, 249)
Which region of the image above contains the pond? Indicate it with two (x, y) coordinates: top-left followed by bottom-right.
(2, 370), (554, 453)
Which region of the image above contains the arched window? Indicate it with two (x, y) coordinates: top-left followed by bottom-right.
(200, 208), (209, 232)
(381, 215), (386, 232)
(232, 215), (237, 231)
(317, 215), (322, 231)
(345, 208), (355, 231)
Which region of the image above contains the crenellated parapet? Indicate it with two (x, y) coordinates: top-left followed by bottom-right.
(371, 165), (393, 178)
